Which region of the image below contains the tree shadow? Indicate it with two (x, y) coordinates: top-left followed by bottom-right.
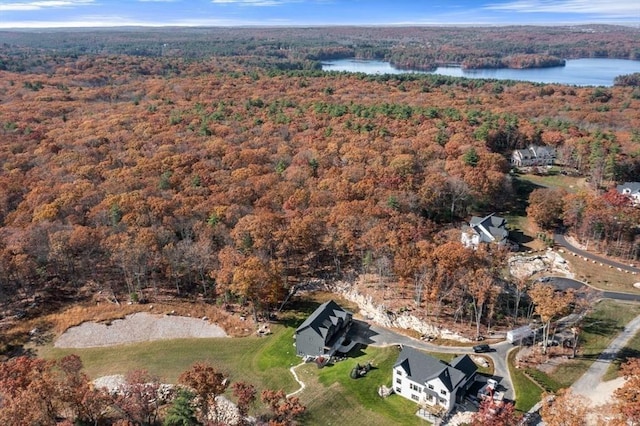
(505, 176), (545, 216)
(509, 230), (534, 249)
(609, 347), (640, 370)
(581, 318), (623, 336)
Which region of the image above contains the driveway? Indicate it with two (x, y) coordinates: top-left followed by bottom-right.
(350, 320), (515, 400)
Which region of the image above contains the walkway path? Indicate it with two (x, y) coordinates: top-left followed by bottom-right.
(286, 362), (307, 398)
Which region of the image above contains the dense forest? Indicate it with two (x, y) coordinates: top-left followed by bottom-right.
(1, 24), (639, 72)
(0, 26), (639, 338)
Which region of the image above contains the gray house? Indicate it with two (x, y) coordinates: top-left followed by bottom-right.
(461, 213), (509, 249)
(393, 346), (478, 413)
(295, 300), (353, 357)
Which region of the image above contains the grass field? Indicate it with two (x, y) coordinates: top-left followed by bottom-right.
(38, 324), (301, 390)
(562, 252), (640, 294)
(522, 300), (640, 392)
(516, 171), (587, 193)
(38, 326), (433, 424)
(296, 345), (430, 426)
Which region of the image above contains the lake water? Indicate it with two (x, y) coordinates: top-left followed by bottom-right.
(322, 58), (640, 87)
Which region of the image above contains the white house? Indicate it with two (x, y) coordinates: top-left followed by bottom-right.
(616, 182), (640, 207)
(511, 145), (556, 167)
(461, 213), (509, 249)
(393, 346), (478, 413)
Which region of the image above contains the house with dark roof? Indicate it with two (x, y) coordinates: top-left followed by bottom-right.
(511, 145), (556, 167)
(461, 213), (509, 249)
(616, 182), (640, 207)
(393, 346), (478, 413)
(294, 300), (353, 357)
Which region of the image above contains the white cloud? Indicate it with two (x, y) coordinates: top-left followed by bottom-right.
(0, 15), (270, 28)
(211, 0), (298, 6)
(0, 0), (94, 11)
(485, 0), (640, 16)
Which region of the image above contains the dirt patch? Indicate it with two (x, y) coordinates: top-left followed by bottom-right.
(54, 312), (228, 348)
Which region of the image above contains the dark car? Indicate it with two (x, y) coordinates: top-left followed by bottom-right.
(473, 344), (491, 353)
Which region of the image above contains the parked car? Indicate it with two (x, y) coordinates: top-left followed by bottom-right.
(473, 344), (491, 353)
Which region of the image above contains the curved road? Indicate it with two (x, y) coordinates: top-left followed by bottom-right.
(549, 276), (640, 303)
(554, 233), (640, 274)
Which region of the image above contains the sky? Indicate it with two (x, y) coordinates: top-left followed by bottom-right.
(0, 0), (638, 29)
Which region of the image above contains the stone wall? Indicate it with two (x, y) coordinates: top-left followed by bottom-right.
(330, 281), (470, 342)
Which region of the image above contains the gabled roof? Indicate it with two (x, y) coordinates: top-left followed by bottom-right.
(295, 300), (351, 339)
(469, 213), (508, 244)
(616, 182), (640, 194)
(393, 347), (477, 392)
(450, 354), (479, 379)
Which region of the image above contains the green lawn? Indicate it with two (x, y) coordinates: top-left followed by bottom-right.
(297, 346), (430, 426)
(38, 324), (301, 391)
(508, 349), (543, 412)
(516, 171), (587, 193)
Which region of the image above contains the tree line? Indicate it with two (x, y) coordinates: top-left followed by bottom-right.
(0, 355), (304, 425)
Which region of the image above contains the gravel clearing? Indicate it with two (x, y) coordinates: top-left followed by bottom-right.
(55, 312), (228, 348)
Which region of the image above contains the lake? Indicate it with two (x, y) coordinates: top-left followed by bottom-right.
(321, 58), (640, 87)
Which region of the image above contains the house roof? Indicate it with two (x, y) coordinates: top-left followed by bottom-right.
(295, 300), (351, 340)
(393, 347), (477, 392)
(616, 182), (640, 194)
(450, 354), (479, 378)
(469, 213), (508, 244)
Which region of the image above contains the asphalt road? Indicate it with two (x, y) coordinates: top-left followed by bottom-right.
(546, 276), (640, 302)
(553, 233), (640, 274)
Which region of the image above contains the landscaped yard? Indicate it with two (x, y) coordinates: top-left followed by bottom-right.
(508, 349), (543, 412)
(38, 302), (498, 425)
(296, 345), (429, 426)
(516, 170), (587, 193)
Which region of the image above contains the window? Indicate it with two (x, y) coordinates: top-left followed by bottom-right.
(427, 395), (434, 402)
(396, 387), (401, 393)
(440, 389), (447, 395)
(428, 384), (434, 390)
(410, 383), (421, 392)
(396, 378), (402, 384)
(411, 394), (419, 401)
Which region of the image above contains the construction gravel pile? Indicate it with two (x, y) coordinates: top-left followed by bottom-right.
(54, 312), (228, 348)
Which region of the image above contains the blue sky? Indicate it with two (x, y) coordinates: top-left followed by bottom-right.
(0, 0), (638, 28)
